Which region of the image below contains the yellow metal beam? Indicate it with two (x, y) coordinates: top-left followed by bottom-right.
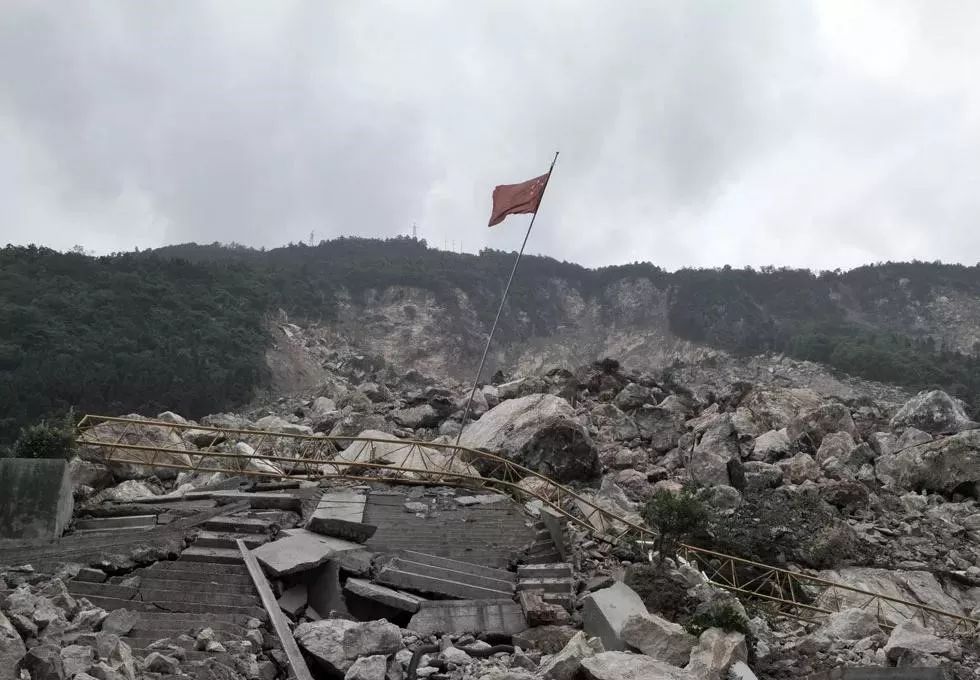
(76, 414), (979, 635)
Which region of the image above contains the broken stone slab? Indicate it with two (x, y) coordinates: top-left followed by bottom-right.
(306, 490), (377, 543)
(518, 589), (570, 627)
(454, 494), (510, 506)
(407, 599), (527, 636)
(343, 578), (426, 613)
(294, 618), (403, 676)
(580, 581), (647, 651)
(251, 529), (362, 577)
(277, 584), (308, 619)
(580, 651), (696, 680)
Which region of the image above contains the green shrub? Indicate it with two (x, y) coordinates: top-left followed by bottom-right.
(11, 413), (76, 460)
(641, 487), (710, 562)
(684, 603), (750, 638)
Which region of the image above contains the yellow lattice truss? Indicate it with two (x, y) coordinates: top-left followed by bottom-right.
(77, 414), (978, 635)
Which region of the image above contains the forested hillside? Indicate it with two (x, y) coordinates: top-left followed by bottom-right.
(2, 239), (979, 446)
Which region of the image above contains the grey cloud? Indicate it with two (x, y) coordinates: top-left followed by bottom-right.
(1, 1), (978, 270)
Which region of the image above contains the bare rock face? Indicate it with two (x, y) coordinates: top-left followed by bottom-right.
(458, 394), (600, 483)
(294, 619), (402, 676)
(890, 389), (978, 435)
(875, 429), (980, 495)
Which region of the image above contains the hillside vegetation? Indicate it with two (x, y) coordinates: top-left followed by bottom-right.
(2, 239), (979, 446)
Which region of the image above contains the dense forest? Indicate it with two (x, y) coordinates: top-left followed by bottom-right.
(1, 239), (979, 446)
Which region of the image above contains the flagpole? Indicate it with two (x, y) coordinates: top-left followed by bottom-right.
(455, 151), (560, 447)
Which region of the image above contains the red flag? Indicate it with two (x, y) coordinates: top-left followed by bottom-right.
(488, 172), (550, 227)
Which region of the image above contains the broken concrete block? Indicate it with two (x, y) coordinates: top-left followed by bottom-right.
(408, 599), (527, 636)
(305, 561), (348, 618)
(580, 581), (647, 652)
(0, 459), (73, 540)
(343, 578), (426, 614)
(251, 530), (362, 577)
(518, 589), (570, 626)
(306, 491), (377, 543)
(277, 584), (308, 619)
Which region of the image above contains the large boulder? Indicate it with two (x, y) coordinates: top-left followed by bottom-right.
(458, 394), (600, 483)
(749, 429), (791, 462)
(883, 621), (961, 663)
(614, 383), (656, 411)
(685, 628), (747, 680)
(634, 406), (684, 452)
(0, 612), (26, 680)
(391, 404), (441, 429)
(739, 387), (824, 431)
(620, 612), (696, 666)
(787, 403), (857, 449)
(580, 651), (695, 680)
(875, 429), (980, 495)
(581, 582), (647, 652)
(294, 619), (402, 675)
(690, 415), (740, 487)
(890, 390), (978, 435)
(538, 631), (605, 680)
(17, 644), (64, 680)
(77, 415), (192, 480)
(817, 608), (883, 641)
(328, 430), (478, 479)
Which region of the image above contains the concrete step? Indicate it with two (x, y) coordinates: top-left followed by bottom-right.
(114, 576), (257, 597)
(398, 550), (515, 582)
(128, 621), (249, 639)
(527, 540), (558, 554)
(130, 610), (255, 629)
(73, 593), (266, 620)
(516, 577), (574, 595)
(518, 563), (573, 579)
(201, 516), (275, 534)
(124, 635), (282, 651)
(75, 515), (158, 532)
(542, 592), (575, 609)
(69, 581), (260, 608)
(147, 559), (250, 577)
(390, 558), (515, 594)
(179, 546), (244, 564)
(132, 566), (255, 587)
(376, 568), (514, 600)
(130, 647), (234, 663)
(525, 552), (563, 565)
(193, 531), (268, 550)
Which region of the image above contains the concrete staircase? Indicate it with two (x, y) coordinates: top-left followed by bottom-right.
(66, 509), (283, 660)
(517, 562), (575, 610)
(375, 550), (517, 601)
(524, 520), (563, 564)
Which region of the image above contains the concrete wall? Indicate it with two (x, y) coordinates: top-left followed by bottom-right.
(0, 458), (73, 540)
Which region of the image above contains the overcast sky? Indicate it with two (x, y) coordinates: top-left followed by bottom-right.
(2, 1), (979, 271)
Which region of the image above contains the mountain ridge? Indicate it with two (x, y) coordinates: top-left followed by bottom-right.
(1, 238), (978, 445)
